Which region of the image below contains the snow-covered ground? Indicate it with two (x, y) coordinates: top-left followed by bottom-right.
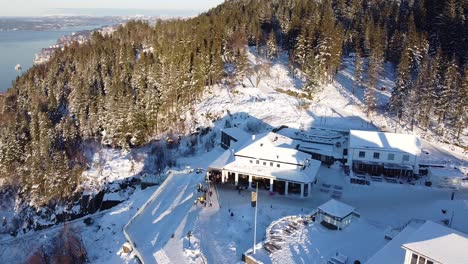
(248, 216), (388, 264)
(124, 170), (205, 264)
(1, 49), (466, 264)
(81, 145), (149, 194)
(119, 162), (468, 264)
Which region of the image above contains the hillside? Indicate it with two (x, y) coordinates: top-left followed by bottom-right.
(1, 48), (466, 263)
(0, 0), (467, 237)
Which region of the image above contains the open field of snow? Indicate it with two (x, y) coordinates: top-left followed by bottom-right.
(249, 217), (388, 264)
(124, 170), (205, 264)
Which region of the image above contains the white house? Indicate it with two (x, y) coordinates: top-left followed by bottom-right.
(218, 132), (320, 198)
(347, 130), (422, 178)
(367, 220), (468, 264)
(401, 221), (468, 264)
(314, 199), (356, 230)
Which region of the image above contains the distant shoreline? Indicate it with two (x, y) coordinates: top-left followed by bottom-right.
(0, 8), (203, 19)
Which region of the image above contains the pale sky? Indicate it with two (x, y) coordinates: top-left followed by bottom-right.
(0, 0), (225, 17)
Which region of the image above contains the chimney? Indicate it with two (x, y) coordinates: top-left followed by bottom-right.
(252, 135), (256, 141)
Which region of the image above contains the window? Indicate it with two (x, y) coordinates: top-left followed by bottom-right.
(256, 160), (259, 164)
(426, 261), (434, 264)
(263, 162), (266, 165)
(388, 153), (395, 161)
(270, 162), (273, 166)
(373, 152), (380, 159)
(277, 164), (280, 168)
(403, 155), (410, 162)
(418, 256), (426, 264)
(410, 253), (418, 264)
(359, 151), (365, 158)
(250, 160), (253, 164)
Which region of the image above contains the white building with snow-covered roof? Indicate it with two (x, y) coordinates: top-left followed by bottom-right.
(276, 127), (348, 165)
(367, 220), (468, 264)
(347, 130), (422, 179)
(212, 132), (320, 198)
(314, 199), (357, 230)
(401, 221), (468, 264)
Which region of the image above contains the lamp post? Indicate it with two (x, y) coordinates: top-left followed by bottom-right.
(253, 182), (258, 254)
(158, 168), (161, 184)
(187, 230), (192, 248)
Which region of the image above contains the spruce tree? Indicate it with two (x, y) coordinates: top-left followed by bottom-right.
(354, 50), (363, 95)
(266, 31), (278, 60)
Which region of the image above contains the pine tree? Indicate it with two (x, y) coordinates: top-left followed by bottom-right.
(353, 50), (363, 94)
(294, 32), (309, 69)
(367, 23), (386, 93)
(454, 65), (468, 140)
(364, 87), (377, 117)
(266, 31), (278, 60)
(415, 53), (435, 130)
(390, 47), (411, 121)
(436, 57), (459, 123)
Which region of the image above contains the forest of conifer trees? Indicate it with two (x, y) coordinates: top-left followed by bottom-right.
(0, 0), (466, 207)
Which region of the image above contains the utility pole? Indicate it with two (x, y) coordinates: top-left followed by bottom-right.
(158, 168), (161, 184)
(253, 182), (258, 254)
(187, 231), (192, 248)
(450, 211), (455, 227)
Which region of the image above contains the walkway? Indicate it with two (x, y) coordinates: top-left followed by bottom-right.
(124, 170), (204, 264)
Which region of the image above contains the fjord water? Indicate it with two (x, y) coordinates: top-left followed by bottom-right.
(0, 26), (98, 93)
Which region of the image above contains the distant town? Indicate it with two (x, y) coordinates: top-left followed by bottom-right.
(33, 26), (118, 65)
(0, 16), (125, 31)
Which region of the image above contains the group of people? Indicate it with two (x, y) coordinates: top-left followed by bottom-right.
(195, 182), (213, 207)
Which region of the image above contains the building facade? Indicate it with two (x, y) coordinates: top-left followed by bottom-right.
(218, 132), (321, 198)
(347, 130), (421, 178)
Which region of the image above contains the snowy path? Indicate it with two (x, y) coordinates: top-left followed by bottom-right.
(124, 171), (204, 264)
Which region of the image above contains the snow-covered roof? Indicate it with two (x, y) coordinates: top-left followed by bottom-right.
(366, 221), (423, 264)
(209, 148), (235, 170)
(298, 142), (344, 159)
(223, 158), (321, 184)
(277, 127), (344, 143)
(402, 221), (468, 264)
(234, 132), (310, 165)
(221, 127), (251, 143)
(349, 130), (421, 156)
(103, 192), (124, 201)
(318, 199), (355, 219)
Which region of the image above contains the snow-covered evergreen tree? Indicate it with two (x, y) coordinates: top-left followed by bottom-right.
(453, 65), (468, 139)
(294, 32), (309, 69)
(353, 50), (363, 94)
(266, 31), (278, 60)
(414, 52), (435, 130)
(390, 48), (411, 121)
(364, 87), (377, 116)
(436, 57), (459, 123)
